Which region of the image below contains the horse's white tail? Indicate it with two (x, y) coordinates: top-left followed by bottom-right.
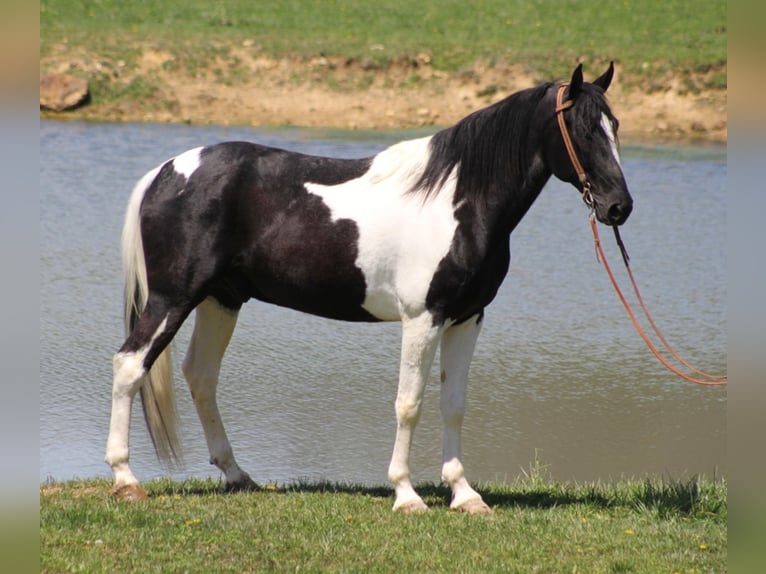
(122, 167), (182, 466)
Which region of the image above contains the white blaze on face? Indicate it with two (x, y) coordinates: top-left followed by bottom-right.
(600, 113), (621, 165)
(305, 136), (460, 321)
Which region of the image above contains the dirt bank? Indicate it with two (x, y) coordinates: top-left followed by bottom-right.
(41, 46), (727, 144)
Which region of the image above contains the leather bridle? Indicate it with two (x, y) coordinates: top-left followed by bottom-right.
(555, 83), (594, 209)
(556, 82), (727, 385)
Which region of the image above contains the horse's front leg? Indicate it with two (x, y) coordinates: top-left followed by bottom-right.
(388, 313), (442, 512)
(440, 314), (492, 514)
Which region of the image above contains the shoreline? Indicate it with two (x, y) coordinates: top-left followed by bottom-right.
(40, 52), (727, 145)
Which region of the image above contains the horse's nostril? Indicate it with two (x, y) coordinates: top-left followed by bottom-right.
(608, 202), (631, 225)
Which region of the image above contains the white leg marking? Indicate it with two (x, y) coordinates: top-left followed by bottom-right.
(105, 352), (146, 489)
(600, 113), (621, 165)
(173, 146), (203, 181)
(388, 313), (442, 512)
(440, 316), (491, 513)
(105, 316), (169, 490)
(182, 298), (255, 489)
(305, 136), (460, 321)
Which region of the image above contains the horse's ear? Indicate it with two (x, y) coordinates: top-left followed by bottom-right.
(593, 61), (615, 92)
(567, 64), (584, 101)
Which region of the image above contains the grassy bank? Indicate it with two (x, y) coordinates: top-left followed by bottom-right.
(40, 0), (726, 137)
(41, 476), (726, 572)
(41, 0), (725, 81)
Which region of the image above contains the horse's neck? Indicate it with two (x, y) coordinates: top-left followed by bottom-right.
(490, 153), (552, 238)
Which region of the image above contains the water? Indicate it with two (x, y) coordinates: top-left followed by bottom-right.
(40, 120), (726, 486)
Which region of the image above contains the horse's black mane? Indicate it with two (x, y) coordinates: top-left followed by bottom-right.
(412, 81), (615, 202)
(412, 82), (553, 201)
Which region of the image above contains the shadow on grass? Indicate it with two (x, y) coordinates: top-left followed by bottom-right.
(286, 480), (724, 517)
(145, 475), (725, 518)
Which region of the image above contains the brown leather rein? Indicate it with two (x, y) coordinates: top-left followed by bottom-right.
(555, 84), (727, 386)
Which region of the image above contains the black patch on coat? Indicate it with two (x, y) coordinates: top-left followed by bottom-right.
(139, 142), (378, 321)
(418, 85), (554, 325)
(421, 78), (630, 325)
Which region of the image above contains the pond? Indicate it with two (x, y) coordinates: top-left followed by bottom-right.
(40, 120), (726, 486)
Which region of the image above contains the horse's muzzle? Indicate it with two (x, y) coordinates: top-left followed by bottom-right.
(606, 202), (633, 225)
(604, 199), (632, 226)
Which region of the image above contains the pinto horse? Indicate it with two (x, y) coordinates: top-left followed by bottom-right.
(106, 63), (632, 513)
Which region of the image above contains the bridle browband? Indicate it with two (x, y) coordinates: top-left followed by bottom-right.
(555, 83), (594, 209)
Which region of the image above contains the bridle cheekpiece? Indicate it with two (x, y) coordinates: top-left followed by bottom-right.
(555, 83), (594, 209)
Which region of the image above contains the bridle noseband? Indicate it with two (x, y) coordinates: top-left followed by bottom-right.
(555, 83), (594, 209)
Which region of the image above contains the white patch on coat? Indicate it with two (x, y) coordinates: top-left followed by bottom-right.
(600, 113), (621, 165)
(173, 146), (203, 181)
(305, 136), (459, 321)
(113, 315), (170, 385)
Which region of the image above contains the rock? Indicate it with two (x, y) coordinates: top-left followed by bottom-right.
(690, 121), (706, 133)
(40, 74), (90, 112)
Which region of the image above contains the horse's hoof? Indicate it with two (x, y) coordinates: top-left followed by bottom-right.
(394, 499), (430, 514)
(454, 498), (493, 515)
(224, 476), (259, 493)
(112, 483), (149, 501)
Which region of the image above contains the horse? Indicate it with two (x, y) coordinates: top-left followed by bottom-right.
(106, 63), (632, 513)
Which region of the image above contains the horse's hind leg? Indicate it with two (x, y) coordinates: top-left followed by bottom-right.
(106, 302), (188, 500)
(107, 351), (151, 500)
(182, 297), (257, 491)
(439, 314), (491, 514)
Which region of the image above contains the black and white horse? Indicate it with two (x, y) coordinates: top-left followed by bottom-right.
(106, 63), (632, 513)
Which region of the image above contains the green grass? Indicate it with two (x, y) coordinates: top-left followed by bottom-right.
(41, 475), (726, 573)
(41, 0), (726, 82)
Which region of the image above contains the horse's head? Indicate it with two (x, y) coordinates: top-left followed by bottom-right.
(543, 63), (633, 226)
